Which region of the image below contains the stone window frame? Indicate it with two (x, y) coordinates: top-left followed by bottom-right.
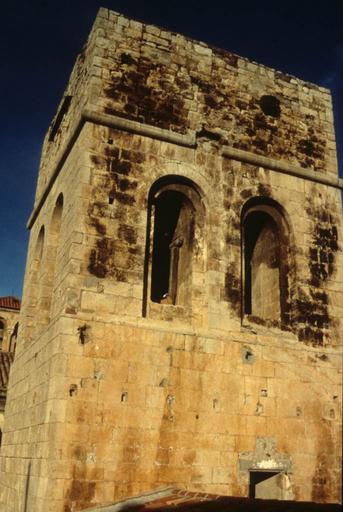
(31, 225), (45, 285)
(23, 225), (45, 343)
(0, 318), (6, 350)
(9, 322), (18, 353)
(143, 175), (206, 320)
(241, 197), (293, 329)
(46, 193), (64, 322)
(32, 225), (46, 332)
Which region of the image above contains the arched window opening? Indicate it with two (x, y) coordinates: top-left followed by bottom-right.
(35, 226), (45, 263)
(9, 322), (19, 353)
(46, 194), (64, 321)
(243, 200), (291, 327)
(244, 212), (280, 321)
(151, 190), (195, 305)
(144, 176), (205, 319)
(21, 225), (45, 345)
(30, 225), (45, 289)
(0, 319), (5, 350)
(51, 194), (63, 235)
(32, 226), (45, 328)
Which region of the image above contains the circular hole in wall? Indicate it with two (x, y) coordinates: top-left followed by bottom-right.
(259, 95), (281, 118)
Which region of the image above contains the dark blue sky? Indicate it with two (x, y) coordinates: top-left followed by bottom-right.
(0, 0), (342, 298)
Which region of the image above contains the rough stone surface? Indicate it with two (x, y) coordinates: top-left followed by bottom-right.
(0, 298), (20, 431)
(0, 8), (342, 512)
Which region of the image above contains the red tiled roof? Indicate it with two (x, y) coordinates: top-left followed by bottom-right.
(84, 488), (341, 512)
(0, 296), (21, 310)
(0, 351), (14, 389)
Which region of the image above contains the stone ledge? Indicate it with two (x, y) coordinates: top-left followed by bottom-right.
(27, 109), (343, 229)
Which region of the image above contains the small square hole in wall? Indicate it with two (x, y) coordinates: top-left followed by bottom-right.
(109, 193), (115, 205)
(242, 346), (255, 364)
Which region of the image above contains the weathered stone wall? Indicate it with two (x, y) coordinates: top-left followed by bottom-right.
(0, 8), (342, 512)
(35, 7), (338, 208)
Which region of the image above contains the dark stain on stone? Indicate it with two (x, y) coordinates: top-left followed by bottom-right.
(64, 473), (96, 511)
(316, 353), (328, 361)
(253, 138), (269, 152)
(204, 94), (221, 109)
(91, 218), (106, 236)
(116, 178), (138, 192)
(257, 183), (271, 197)
(309, 224), (338, 287)
(293, 199), (340, 346)
(115, 269), (129, 282)
(297, 134), (326, 167)
(246, 315), (280, 329)
(120, 52), (137, 66)
(298, 139), (315, 157)
(88, 202), (107, 236)
(69, 480), (96, 501)
(111, 159), (131, 176)
(240, 189), (253, 199)
(88, 238), (112, 278)
(118, 225), (137, 245)
(253, 113), (278, 133)
(311, 452), (331, 502)
(104, 54), (189, 134)
(224, 263), (241, 315)
(73, 445), (86, 461)
(112, 190), (135, 205)
(105, 146), (120, 159)
(90, 155), (102, 165)
(196, 126), (223, 142)
(294, 289), (330, 346)
(190, 75), (212, 94)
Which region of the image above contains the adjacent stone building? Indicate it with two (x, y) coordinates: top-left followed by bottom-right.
(0, 8), (342, 512)
(0, 296), (20, 440)
(0, 297), (20, 353)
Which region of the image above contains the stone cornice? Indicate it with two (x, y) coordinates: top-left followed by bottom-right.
(27, 109), (343, 229)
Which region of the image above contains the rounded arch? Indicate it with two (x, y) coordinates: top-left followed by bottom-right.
(9, 322), (18, 353)
(46, 192), (65, 322)
(241, 196), (294, 328)
(143, 174), (206, 317)
(34, 225), (45, 262)
(148, 174), (206, 210)
(50, 193), (64, 235)
(0, 317), (6, 348)
(241, 196), (293, 244)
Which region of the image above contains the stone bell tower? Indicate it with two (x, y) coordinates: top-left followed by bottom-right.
(0, 8), (342, 512)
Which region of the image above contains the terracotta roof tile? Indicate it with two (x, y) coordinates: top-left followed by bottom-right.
(84, 488), (341, 512)
(0, 296), (21, 310)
